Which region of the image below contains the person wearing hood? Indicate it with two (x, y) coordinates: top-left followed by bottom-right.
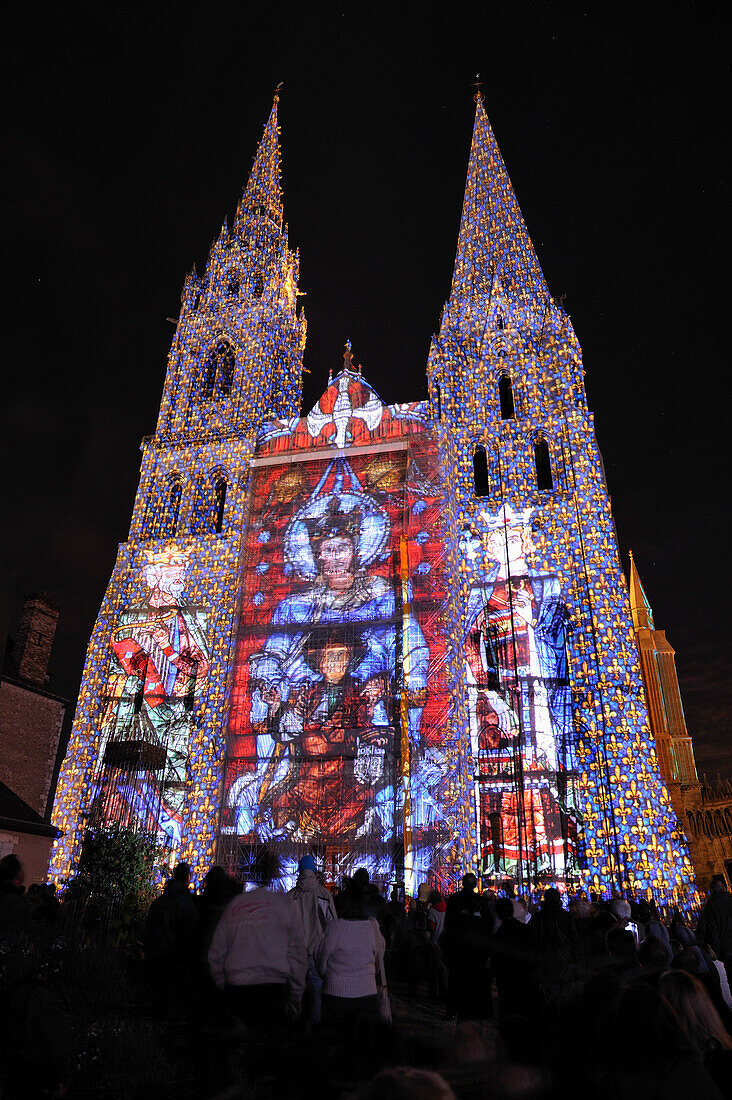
(288, 855), (336, 1023)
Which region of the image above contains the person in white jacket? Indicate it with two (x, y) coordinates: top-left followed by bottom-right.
(208, 884), (307, 1028)
(314, 892), (386, 1030)
(288, 855), (337, 1024)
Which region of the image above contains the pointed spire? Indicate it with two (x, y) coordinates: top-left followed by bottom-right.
(343, 339), (354, 372)
(449, 96), (550, 311)
(234, 91), (283, 234)
(628, 551), (655, 631)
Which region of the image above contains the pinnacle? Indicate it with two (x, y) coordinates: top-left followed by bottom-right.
(448, 97), (550, 313)
(234, 96), (283, 234)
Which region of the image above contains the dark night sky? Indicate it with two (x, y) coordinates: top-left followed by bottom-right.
(1, 4), (728, 775)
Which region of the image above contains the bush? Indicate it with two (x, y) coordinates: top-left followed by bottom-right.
(65, 826), (159, 930)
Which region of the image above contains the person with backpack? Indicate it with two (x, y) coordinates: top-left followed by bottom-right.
(288, 855), (336, 1024)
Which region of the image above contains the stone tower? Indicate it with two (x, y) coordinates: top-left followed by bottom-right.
(427, 94), (695, 902)
(50, 96), (306, 879)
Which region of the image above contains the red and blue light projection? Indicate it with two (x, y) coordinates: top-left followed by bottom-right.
(50, 94), (698, 908)
(221, 373), (456, 893)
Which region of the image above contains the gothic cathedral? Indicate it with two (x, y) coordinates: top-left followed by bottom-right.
(50, 95), (696, 906)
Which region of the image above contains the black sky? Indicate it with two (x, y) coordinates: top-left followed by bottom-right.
(1, 3), (728, 775)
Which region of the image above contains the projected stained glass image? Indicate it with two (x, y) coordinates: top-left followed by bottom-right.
(89, 545), (210, 850)
(223, 449), (449, 888)
(464, 505), (581, 887)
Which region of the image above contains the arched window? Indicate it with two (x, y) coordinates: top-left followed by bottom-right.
(534, 438), (553, 491)
(473, 445), (490, 497)
(435, 382), (442, 420)
(253, 274), (264, 298)
(200, 341), (236, 402)
(200, 352), (217, 402)
(156, 477), (182, 539)
(687, 814), (697, 837)
(498, 374), (515, 419)
(214, 477), (227, 533)
(215, 343), (235, 396)
(226, 275), (240, 297)
(496, 314), (504, 330)
(190, 471), (228, 535)
(715, 811), (726, 836)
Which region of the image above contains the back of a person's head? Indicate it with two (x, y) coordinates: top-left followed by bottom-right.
(173, 862), (190, 883)
(672, 945), (703, 975)
(610, 897), (631, 922)
(542, 887), (562, 909)
(606, 927), (637, 960)
(639, 935), (669, 971)
(298, 854), (317, 875)
(659, 969), (732, 1054)
(495, 897), (513, 922)
(203, 865), (231, 898)
(612, 983), (689, 1069)
(428, 889), (443, 905)
(352, 867), (370, 890)
(0, 854), (22, 884)
(710, 875), (727, 895)
(357, 1067), (455, 1100)
(462, 873), (477, 891)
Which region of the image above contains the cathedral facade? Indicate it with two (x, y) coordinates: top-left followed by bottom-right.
(50, 96), (696, 905)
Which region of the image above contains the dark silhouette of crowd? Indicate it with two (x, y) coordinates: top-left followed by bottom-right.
(3, 851), (732, 1099)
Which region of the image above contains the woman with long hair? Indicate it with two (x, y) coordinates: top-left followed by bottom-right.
(660, 969), (732, 1095)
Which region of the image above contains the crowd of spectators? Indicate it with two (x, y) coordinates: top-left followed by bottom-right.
(2, 850), (732, 1098)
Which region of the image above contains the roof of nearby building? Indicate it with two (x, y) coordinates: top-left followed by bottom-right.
(0, 780), (61, 838)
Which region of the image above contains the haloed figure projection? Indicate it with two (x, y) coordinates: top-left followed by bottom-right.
(226, 458), (430, 882)
(92, 546), (210, 849)
(464, 505), (580, 887)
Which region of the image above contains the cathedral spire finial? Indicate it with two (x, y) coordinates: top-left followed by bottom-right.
(472, 72), (484, 105)
(628, 551), (655, 632)
(445, 95), (550, 313)
(234, 96), (283, 234)
(343, 339), (354, 372)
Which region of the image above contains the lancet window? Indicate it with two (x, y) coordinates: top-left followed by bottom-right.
(534, 437), (553, 491)
(498, 374), (515, 420)
(200, 341), (236, 402)
(473, 445), (490, 497)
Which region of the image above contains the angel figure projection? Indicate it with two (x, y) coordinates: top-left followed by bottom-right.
(228, 458), (430, 881)
(92, 545), (209, 848)
(464, 505), (579, 885)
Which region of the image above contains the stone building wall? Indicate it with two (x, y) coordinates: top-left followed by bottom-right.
(0, 680), (66, 817)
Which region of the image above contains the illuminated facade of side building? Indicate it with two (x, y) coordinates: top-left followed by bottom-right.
(628, 552), (732, 891)
(50, 95), (697, 904)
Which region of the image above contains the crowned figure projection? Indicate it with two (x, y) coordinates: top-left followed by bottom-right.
(92, 545), (209, 847)
(463, 505), (579, 883)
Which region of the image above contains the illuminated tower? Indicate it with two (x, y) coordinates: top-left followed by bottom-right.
(50, 96), (306, 879)
(628, 552), (699, 798)
(427, 94), (695, 902)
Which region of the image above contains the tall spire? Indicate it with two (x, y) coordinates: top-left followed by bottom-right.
(234, 91), (283, 234)
(449, 94), (550, 310)
(628, 551), (655, 631)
